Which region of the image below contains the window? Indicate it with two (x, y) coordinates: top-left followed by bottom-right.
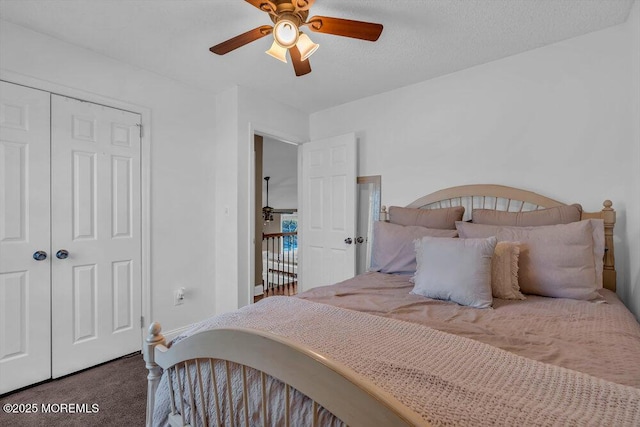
(281, 213), (298, 252)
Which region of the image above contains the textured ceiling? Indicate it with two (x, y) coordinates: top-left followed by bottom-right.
(0, 0), (634, 113)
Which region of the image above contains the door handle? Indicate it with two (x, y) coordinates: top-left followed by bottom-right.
(356, 236), (365, 244)
(344, 238), (353, 245)
(56, 249), (69, 260)
(33, 251), (47, 261)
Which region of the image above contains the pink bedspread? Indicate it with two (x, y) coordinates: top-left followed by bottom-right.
(297, 272), (640, 388)
(159, 297), (640, 427)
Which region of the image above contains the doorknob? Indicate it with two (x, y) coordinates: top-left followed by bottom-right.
(33, 251), (47, 261)
(344, 238), (353, 245)
(356, 236), (365, 244)
(56, 249), (69, 260)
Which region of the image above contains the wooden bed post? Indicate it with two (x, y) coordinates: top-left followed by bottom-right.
(601, 200), (616, 292)
(144, 322), (166, 427)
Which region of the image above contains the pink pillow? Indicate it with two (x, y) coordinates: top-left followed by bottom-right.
(455, 222), (500, 239)
(456, 220), (604, 300)
(491, 242), (525, 300)
(472, 204), (582, 226)
(389, 206), (464, 230)
(370, 221), (457, 274)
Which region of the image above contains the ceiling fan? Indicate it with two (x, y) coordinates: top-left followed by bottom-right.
(210, 0), (383, 76)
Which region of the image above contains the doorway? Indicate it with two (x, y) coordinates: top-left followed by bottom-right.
(253, 134), (299, 302)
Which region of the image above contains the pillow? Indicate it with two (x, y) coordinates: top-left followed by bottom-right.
(388, 205), (464, 230)
(496, 221), (601, 300)
(455, 222), (499, 239)
(472, 204), (582, 226)
(458, 220), (604, 300)
(456, 219), (605, 290)
(370, 221), (458, 274)
(448, 227), (525, 299)
(411, 236), (497, 308)
(491, 242), (525, 300)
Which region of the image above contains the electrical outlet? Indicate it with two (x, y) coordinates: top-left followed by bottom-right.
(174, 287), (185, 306)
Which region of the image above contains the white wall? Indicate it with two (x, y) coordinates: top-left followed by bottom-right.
(0, 21), (218, 333)
(310, 16), (640, 318)
(263, 136), (298, 210)
(214, 86), (308, 314)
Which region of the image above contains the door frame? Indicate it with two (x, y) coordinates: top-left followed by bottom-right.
(247, 122), (303, 306)
(1, 70), (152, 343)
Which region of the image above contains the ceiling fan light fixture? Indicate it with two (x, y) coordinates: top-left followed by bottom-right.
(296, 33), (319, 61)
(265, 40), (288, 63)
(210, 1), (384, 77)
(273, 19), (299, 48)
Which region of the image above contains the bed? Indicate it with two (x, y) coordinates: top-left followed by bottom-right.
(144, 184), (640, 427)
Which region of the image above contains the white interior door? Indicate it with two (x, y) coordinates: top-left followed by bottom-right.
(51, 95), (142, 377)
(300, 133), (357, 290)
(0, 81), (51, 393)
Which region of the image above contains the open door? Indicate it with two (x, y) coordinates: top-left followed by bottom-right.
(300, 133), (357, 290)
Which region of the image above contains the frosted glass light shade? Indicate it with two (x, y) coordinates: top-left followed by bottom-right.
(296, 33), (319, 61)
(266, 41), (288, 63)
(273, 19), (299, 48)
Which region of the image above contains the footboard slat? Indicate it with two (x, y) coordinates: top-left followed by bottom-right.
(167, 367), (177, 416)
(195, 360), (207, 427)
(176, 364), (187, 426)
(312, 400), (319, 427)
(241, 365), (249, 427)
(260, 372), (267, 427)
(209, 360), (221, 427)
(285, 384), (290, 427)
(225, 361), (234, 423)
(185, 361), (196, 427)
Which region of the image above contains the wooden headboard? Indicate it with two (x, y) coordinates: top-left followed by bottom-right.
(383, 184), (617, 292)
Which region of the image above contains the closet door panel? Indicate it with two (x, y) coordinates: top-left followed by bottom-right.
(0, 81), (51, 394)
(51, 95), (142, 378)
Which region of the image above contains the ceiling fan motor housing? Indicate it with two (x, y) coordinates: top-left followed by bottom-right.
(270, 11), (308, 27)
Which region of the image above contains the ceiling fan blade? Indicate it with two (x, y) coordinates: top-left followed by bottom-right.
(293, 0), (315, 12)
(290, 45), (312, 76)
(245, 0), (277, 14)
(306, 16), (383, 41)
(210, 25), (273, 55)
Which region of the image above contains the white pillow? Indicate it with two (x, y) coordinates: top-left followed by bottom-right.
(411, 236), (497, 308)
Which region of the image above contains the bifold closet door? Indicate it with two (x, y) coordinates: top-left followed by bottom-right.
(50, 95), (142, 378)
(0, 82), (52, 394)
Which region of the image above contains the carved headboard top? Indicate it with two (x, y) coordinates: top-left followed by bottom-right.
(407, 184), (565, 214)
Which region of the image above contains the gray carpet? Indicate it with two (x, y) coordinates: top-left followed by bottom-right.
(0, 352), (147, 426)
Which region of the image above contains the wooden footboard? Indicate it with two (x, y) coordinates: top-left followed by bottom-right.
(144, 323), (426, 427)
